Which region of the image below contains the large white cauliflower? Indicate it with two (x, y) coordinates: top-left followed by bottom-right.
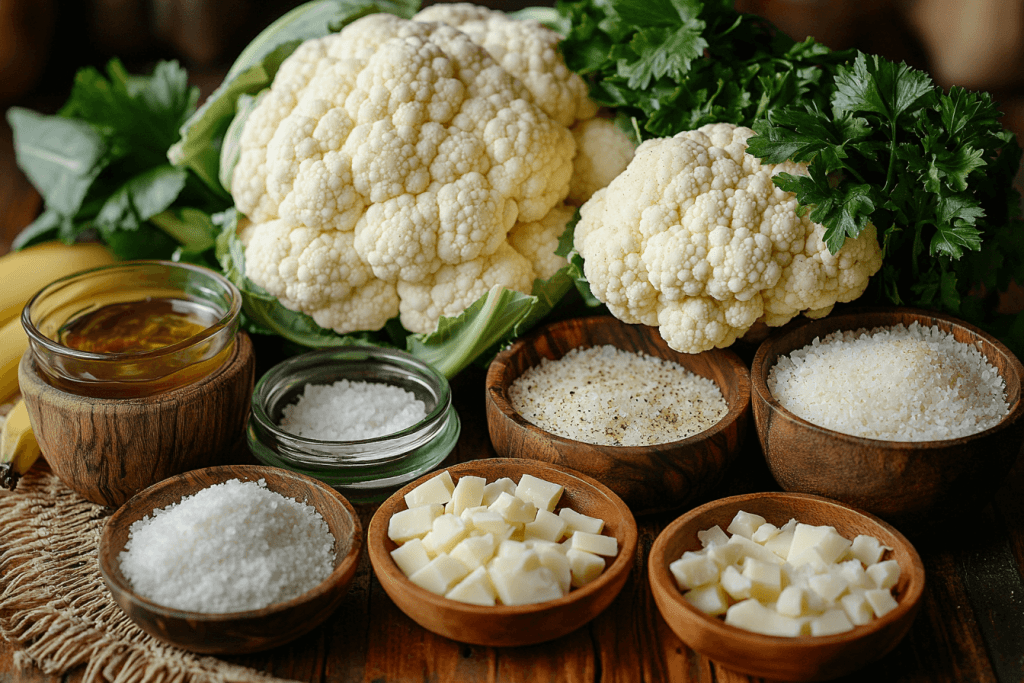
(573, 122), (884, 353)
(232, 12), (578, 334)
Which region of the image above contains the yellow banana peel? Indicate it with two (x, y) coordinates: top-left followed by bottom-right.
(1, 399), (41, 490)
(0, 316), (28, 405)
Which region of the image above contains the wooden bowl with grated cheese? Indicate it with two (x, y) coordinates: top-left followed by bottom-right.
(485, 315), (752, 516)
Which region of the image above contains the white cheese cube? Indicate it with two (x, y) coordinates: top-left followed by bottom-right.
(421, 513), (469, 556)
(570, 531), (618, 557)
(810, 608), (855, 636)
(388, 503), (443, 543)
(763, 527), (796, 559)
(725, 598), (802, 637)
(466, 508), (510, 537)
(488, 551), (564, 605)
(787, 546), (831, 573)
(450, 532), (497, 570)
(808, 571), (849, 604)
(838, 559), (873, 589)
(849, 534), (890, 565)
(524, 538), (565, 553)
(404, 471), (455, 508)
(390, 538), (432, 577)
(684, 583), (729, 616)
(525, 508), (568, 543)
(558, 507), (605, 536)
(866, 559), (901, 590)
(481, 477), (517, 506)
(728, 534), (785, 566)
(776, 585), (809, 618)
(496, 539), (530, 559)
(840, 590), (874, 626)
(741, 557), (782, 602)
(409, 553), (470, 595)
(707, 541), (745, 569)
(788, 524), (851, 565)
(450, 475), (486, 516)
(669, 551), (720, 591)
(727, 510), (767, 539)
(719, 564), (753, 601)
(515, 474), (564, 512)
(445, 566), (497, 606)
(865, 589), (899, 618)
(534, 545), (572, 593)
(565, 548), (606, 588)
(489, 491), (537, 524)
(697, 524), (730, 548)
(752, 522), (781, 544)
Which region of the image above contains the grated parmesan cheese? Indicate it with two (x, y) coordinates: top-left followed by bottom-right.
(119, 478), (335, 613)
(768, 322), (1009, 441)
(280, 379), (427, 441)
(508, 345), (728, 446)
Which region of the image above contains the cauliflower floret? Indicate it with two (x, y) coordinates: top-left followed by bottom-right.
(574, 122), (883, 353)
(507, 203), (575, 279)
(567, 117), (637, 205)
(232, 13), (577, 335)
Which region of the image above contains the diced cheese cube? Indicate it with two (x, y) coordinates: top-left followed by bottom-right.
(445, 566), (497, 606)
(725, 599), (802, 637)
(496, 539), (530, 559)
(727, 510), (767, 539)
(534, 545), (572, 593)
(421, 513), (469, 556)
(697, 524), (730, 548)
(489, 491), (537, 524)
(558, 507), (605, 536)
(727, 534), (785, 566)
(450, 475), (486, 516)
(776, 585), (808, 618)
(488, 550), (564, 605)
(741, 557), (782, 602)
(807, 571), (849, 604)
(840, 590), (874, 626)
(515, 474), (564, 512)
(719, 564), (753, 601)
(481, 477), (517, 506)
(787, 546), (831, 573)
(865, 589), (899, 618)
(752, 522), (781, 544)
(763, 527), (796, 560)
(866, 559), (901, 590)
(566, 548), (605, 588)
(570, 531), (618, 557)
(684, 583), (729, 616)
(707, 541), (745, 569)
(390, 538), (432, 577)
(409, 553), (470, 595)
(669, 551), (720, 591)
(404, 471), (455, 508)
(450, 532), (497, 570)
(525, 508), (568, 543)
(810, 608), (855, 636)
(849, 534), (890, 565)
(788, 524), (851, 565)
(466, 508), (510, 537)
(388, 503), (443, 543)
(838, 559), (873, 589)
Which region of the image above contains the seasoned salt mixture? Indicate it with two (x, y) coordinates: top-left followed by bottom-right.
(119, 479), (335, 613)
(509, 345), (728, 446)
(768, 322), (1009, 441)
(280, 379), (427, 441)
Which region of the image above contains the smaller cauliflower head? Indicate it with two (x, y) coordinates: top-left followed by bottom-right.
(573, 122), (883, 354)
(567, 116), (637, 205)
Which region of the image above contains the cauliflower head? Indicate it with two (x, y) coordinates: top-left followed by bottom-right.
(573, 122), (883, 353)
(232, 12), (578, 334)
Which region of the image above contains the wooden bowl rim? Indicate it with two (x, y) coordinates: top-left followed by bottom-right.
(367, 457), (638, 616)
(750, 306), (1024, 448)
(648, 490), (926, 649)
(98, 464), (364, 621)
(485, 315), (752, 454)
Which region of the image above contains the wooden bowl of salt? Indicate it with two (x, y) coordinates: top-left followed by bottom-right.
(485, 316), (751, 516)
(98, 464), (363, 655)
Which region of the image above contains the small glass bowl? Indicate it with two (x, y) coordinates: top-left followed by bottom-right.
(248, 346), (461, 503)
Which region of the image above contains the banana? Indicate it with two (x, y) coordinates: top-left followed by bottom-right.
(0, 241), (116, 328)
(1, 399), (41, 490)
(0, 316), (28, 405)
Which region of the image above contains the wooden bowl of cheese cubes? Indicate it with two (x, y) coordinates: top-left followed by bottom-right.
(367, 458), (638, 647)
(648, 491), (925, 682)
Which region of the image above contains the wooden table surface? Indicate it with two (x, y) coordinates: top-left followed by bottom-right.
(1, 116), (1024, 683)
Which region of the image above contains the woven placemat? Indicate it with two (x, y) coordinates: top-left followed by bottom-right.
(0, 467), (297, 683)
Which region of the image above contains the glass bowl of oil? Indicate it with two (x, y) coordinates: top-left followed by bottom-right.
(22, 260), (242, 399)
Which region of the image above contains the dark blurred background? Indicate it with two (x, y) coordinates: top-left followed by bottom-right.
(2, 0), (1023, 252)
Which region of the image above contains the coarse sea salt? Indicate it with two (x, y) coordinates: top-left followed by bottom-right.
(768, 321), (1009, 441)
(508, 345), (728, 446)
(280, 379), (427, 441)
(118, 478), (335, 613)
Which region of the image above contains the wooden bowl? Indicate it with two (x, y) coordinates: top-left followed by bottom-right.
(648, 491), (925, 682)
(367, 458), (638, 647)
(485, 316), (751, 516)
(751, 307), (1024, 533)
(98, 464), (363, 655)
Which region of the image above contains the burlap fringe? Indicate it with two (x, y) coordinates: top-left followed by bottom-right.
(0, 470), (298, 683)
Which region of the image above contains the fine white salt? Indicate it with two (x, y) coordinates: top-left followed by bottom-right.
(280, 379), (427, 441)
(508, 345), (728, 446)
(768, 322), (1009, 441)
(118, 478), (335, 613)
